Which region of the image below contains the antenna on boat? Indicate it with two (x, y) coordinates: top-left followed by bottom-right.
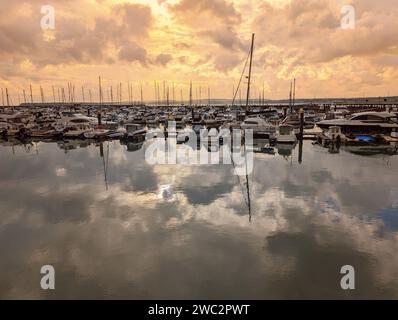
(245, 33), (255, 116)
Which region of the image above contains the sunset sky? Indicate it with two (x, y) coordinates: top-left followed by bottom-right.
(1, 0), (398, 103)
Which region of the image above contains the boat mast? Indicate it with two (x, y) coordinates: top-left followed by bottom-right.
(245, 33), (255, 115)
(98, 76), (102, 126)
(289, 81), (292, 114)
(140, 83), (143, 106)
(6, 88), (10, 107)
(190, 81), (193, 119)
(29, 84), (33, 104)
(293, 78), (296, 110)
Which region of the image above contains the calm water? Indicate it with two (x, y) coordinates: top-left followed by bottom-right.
(0, 139), (398, 299)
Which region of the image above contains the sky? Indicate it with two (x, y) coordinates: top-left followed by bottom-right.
(1, 0), (398, 103)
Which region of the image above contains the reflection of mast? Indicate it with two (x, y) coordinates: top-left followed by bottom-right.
(230, 139), (252, 222)
(99, 142), (110, 191)
(244, 135), (252, 223)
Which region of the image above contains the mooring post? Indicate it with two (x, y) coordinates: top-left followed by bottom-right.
(97, 111), (102, 126)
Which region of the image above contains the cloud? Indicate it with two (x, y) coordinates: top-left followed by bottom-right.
(199, 27), (244, 51)
(119, 43), (148, 66)
(155, 53), (173, 66)
(169, 0), (241, 26)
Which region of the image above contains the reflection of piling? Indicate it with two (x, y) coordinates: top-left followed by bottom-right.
(299, 108), (304, 141)
(99, 142), (104, 158)
(298, 140), (303, 164)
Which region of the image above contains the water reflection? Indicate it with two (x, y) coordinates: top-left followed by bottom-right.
(0, 139), (397, 299)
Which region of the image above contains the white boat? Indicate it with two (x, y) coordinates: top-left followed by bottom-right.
(241, 117), (276, 139)
(276, 124), (297, 144)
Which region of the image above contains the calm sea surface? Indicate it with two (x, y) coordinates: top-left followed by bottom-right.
(0, 139), (397, 299)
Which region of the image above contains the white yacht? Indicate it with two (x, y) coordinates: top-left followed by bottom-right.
(276, 124), (297, 144)
(241, 117), (276, 139)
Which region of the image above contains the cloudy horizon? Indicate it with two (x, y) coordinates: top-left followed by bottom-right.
(1, 0), (398, 103)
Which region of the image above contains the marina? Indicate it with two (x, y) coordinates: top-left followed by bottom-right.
(1, 0), (398, 304)
(1, 101), (397, 155)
